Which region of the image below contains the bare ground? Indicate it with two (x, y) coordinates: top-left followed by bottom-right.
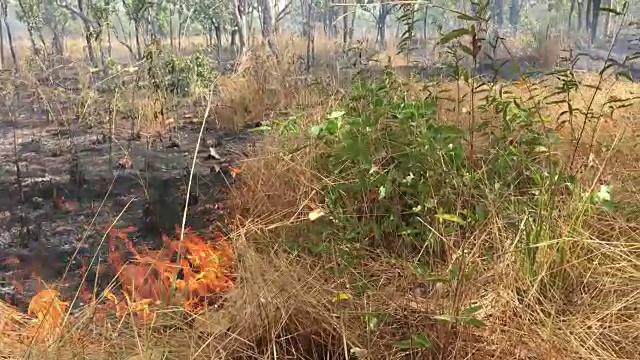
(0, 71), (257, 310)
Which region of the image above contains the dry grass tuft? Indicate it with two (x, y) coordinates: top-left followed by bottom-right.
(215, 37), (340, 129)
(222, 38), (640, 359)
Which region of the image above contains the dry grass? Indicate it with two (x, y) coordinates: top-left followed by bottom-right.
(219, 38), (640, 360)
(1, 33), (639, 360)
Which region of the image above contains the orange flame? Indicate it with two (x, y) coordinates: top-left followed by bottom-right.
(26, 289), (69, 343)
(106, 226), (235, 317)
(18, 226), (235, 333)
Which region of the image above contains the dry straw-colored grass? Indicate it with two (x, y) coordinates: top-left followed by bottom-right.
(222, 38), (640, 360)
(1, 34), (639, 360)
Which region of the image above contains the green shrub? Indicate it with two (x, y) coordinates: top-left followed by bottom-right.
(308, 66), (576, 269)
(144, 44), (218, 96)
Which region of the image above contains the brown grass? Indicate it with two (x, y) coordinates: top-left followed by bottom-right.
(1, 33), (638, 360)
(220, 38), (640, 360)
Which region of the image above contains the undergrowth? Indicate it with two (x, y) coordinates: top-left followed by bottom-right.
(226, 16), (638, 358)
(1, 8), (638, 360)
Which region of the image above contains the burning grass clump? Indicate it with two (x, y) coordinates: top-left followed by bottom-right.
(106, 226), (236, 314)
(0, 227), (238, 359)
(0, 227), (353, 360)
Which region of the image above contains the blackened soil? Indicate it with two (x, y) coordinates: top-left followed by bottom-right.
(0, 84), (257, 311)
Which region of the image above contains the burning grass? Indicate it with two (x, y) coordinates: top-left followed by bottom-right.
(0, 227), (237, 359)
(107, 227), (235, 314)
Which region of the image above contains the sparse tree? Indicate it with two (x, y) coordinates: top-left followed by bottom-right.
(0, 0), (18, 70)
(16, 0), (45, 57)
(57, 0), (99, 66)
(194, 0), (232, 62)
(43, 0), (73, 55)
(232, 0), (248, 55)
(257, 0), (278, 57)
(360, 0), (397, 49)
(121, 0), (155, 59)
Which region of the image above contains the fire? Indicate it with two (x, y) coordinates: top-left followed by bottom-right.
(9, 226), (235, 344)
(106, 226), (235, 315)
(25, 289), (69, 344)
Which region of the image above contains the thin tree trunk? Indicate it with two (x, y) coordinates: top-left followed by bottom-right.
(232, 0), (248, 55)
(258, 0), (278, 58)
(135, 22), (143, 59)
(178, 11), (183, 50)
(0, 8), (4, 70)
(342, 0), (348, 44)
(169, 16), (174, 50)
(349, 5), (356, 43)
(3, 13), (17, 71)
(603, 0), (612, 37)
(214, 23), (222, 67)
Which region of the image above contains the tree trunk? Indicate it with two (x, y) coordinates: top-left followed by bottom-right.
(107, 29), (112, 58)
(76, 0), (98, 66)
(84, 28), (97, 66)
(585, 0), (592, 33)
(603, 0), (612, 37)
(248, 6), (255, 46)
(577, 0), (584, 31)
(569, 0), (576, 30)
(509, 0), (521, 33)
(494, 0), (504, 28)
(52, 31), (64, 55)
(305, 0), (314, 72)
(323, 0), (331, 38)
(258, 0), (278, 58)
(177, 11), (183, 50)
(169, 16), (174, 50)
(0, 5), (4, 70)
(214, 23), (222, 65)
(135, 22), (143, 60)
(1, 1), (17, 71)
(231, 28), (238, 48)
(422, 6), (428, 41)
(232, 0), (248, 55)
(4, 17), (16, 70)
(376, 7), (389, 49)
(342, 0), (348, 44)
(349, 5), (356, 43)
(589, 0), (602, 43)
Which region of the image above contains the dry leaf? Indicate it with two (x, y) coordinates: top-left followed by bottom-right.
(350, 347), (368, 358)
(308, 208), (325, 221)
(228, 165), (240, 178)
(331, 292), (352, 303)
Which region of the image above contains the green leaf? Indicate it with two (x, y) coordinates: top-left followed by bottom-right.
(464, 317), (487, 328)
(394, 333), (432, 349)
(435, 213), (466, 224)
(433, 305), (486, 328)
(248, 125), (272, 132)
(324, 119), (340, 135)
(460, 304), (482, 317)
(309, 125), (323, 138)
(438, 28), (471, 46)
(432, 314), (456, 323)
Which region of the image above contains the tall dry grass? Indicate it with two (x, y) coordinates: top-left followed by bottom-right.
(0, 31), (638, 360)
(221, 35), (640, 360)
